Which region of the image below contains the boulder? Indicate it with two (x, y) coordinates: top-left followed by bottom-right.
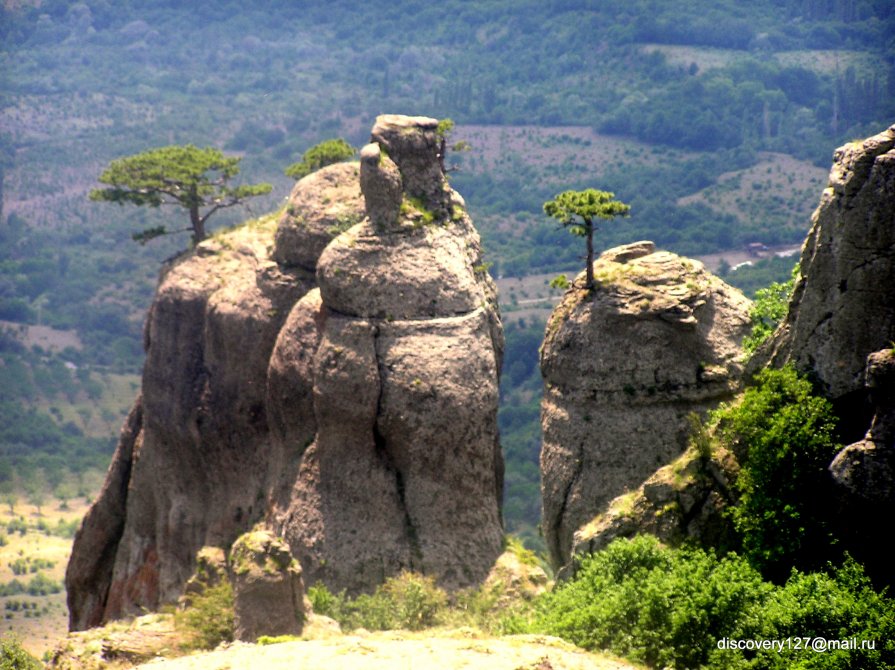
(568, 445), (739, 577)
(273, 161), (364, 270)
(269, 118), (504, 593)
(230, 528), (308, 642)
(540, 242), (751, 569)
(829, 348), (895, 584)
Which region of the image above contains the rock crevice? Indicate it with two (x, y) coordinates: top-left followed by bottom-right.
(67, 115), (504, 630)
(539, 243), (751, 569)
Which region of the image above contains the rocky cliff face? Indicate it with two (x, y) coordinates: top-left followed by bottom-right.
(66, 115), (504, 630)
(539, 242), (751, 569)
(755, 124), (895, 439)
(829, 348), (895, 584)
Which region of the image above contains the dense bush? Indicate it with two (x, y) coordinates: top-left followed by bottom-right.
(742, 264), (798, 353)
(309, 571), (448, 632)
(717, 366), (840, 577)
(0, 634), (41, 670)
(174, 579), (234, 650)
(531, 536), (895, 670)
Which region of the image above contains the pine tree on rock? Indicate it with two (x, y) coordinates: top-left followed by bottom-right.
(90, 145), (272, 245)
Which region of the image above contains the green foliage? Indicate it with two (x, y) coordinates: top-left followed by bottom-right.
(743, 263), (799, 353)
(530, 536), (895, 670)
(308, 571), (447, 632)
(532, 536), (772, 669)
(549, 274), (569, 290)
(0, 573), (62, 597)
(543, 189), (631, 236)
(174, 579), (234, 650)
(726, 558), (895, 670)
(24, 572), (62, 596)
(716, 366), (840, 577)
(718, 254), (799, 298)
(90, 145), (272, 244)
(435, 118), (471, 172)
(9, 557), (55, 576)
(0, 634), (41, 670)
(284, 138), (356, 180)
(543, 189), (630, 289)
(504, 535), (540, 568)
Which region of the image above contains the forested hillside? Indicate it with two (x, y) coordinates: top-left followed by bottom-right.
(1, 0), (893, 544)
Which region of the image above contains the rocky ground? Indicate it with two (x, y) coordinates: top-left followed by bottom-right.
(135, 629), (642, 670)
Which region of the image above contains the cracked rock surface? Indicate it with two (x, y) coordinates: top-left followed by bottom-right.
(539, 243), (751, 569)
(66, 115), (504, 630)
(754, 125), (895, 438)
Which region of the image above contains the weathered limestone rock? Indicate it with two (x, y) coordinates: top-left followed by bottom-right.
(179, 546), (227, 608)
(755, 124), (895, 440)
(65, 397), (142, 631)
(230, 528), (307, 642)
(568, 446), (739, 577)
(359, 143), (403, 229)
(269, 116), (504, 593)
(66, 216), (315, 632)
(273, 161), (364, 271)
(829, 348), (895, 584)
(540, 242), (751, 569)
(67, 115), (504, 631)
(370, 114), (451, 217)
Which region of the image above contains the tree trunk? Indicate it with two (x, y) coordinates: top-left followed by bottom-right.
(585, 221), (595, 290)
(190, 203), (205, 245)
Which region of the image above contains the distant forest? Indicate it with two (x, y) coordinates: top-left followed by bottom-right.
(1, 0), (893, 542)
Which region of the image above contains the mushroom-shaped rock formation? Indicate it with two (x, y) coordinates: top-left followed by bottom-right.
(268, 117), (504, 593)
(66, 115), (504, 631)
(539, 242), (751, 569)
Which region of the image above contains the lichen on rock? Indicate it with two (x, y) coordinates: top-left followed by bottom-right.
(539, 242), (751, 570)
(66, 115), (505, 632)
(753, 124), (895, 439)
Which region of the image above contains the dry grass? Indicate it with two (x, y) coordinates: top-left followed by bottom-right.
(0, 496), (94, 658)
(458, 125), (678, 179)
(641, 44), (885, 77)
(129, 629), (645, 670)
(677, 151), (826, 233)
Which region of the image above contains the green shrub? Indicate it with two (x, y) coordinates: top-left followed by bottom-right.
(308, 571), (447, 632)
(531, 536), (895, 670)
(25, 572), (62, 596)
(0, 634), (41, 670)
(717, 366), (840, 577)
(0, 580), (25, 597)
(533, 536), (770, 669)
(742, 264), (797, 353)
(174, 579), (234, 650)
(6, 518), (26, 536)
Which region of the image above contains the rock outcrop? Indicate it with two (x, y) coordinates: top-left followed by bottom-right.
(754, 124), (895, 440)
(67, 115), (504, 631)
(540, 242), (751, 569)
(829, 348), (895, 584)
(568, 445), (739, 576)
(268, 115), (504, 594)
(230, 528), (308, 642)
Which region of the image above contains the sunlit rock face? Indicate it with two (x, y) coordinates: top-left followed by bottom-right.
(66, 115), (504, 630)
(539, 242), (751, 569)
(754, 124), (895, 441)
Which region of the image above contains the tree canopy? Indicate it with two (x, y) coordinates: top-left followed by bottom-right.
(89, 145), (272, 245)
(284, 138), (356, 180)
(543, 189), (630, 289)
